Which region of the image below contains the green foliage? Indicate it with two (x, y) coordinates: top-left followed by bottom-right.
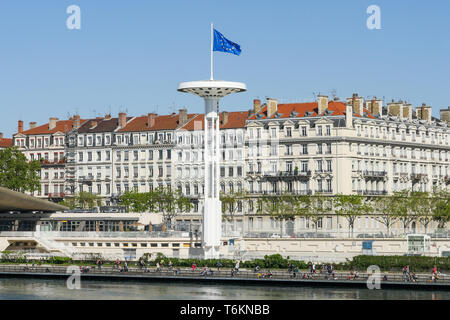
(0, 147), (41, 192)
(349, 255), (450, 272)
(431, 190), (450, 229)
(220, 190), (247, 220)
(301, 194), (331, 233)
(334, 194), (371, 237)
(68, 191), (102, 209)
(118, 187), (192, 229)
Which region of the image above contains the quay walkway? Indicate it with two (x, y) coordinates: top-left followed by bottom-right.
(0, 265), (448, 290)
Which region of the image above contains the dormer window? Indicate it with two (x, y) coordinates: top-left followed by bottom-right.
(301, 126), (307, 136)
(286, 127), (292, 137)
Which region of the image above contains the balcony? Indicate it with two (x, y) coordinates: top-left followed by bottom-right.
(48, 193), (65, 198)
(411, 173), (427, 180)
(259, 190), (313, 196)
(316, 189), (333, 194)
(363, 190), (387, 196)
(263, 170), (312, 179)
(39, 158), (66, 167)
(361, 170), (387, 178)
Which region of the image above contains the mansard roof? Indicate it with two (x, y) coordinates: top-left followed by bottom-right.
(248, 101), (376, 120)
(20, 119), (87, 135)
(180, 111), (248, 131)
(118, 113), (198, 132)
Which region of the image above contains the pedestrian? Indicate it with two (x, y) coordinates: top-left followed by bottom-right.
(217, 261), (222, 271)
(192, 263), (197, 272)
(169, 260), (173, 270)
(156, 262), (161, 272)
(235, 260), (240, 273)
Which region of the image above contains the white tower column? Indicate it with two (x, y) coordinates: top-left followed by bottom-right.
(178, 80), (246, 259)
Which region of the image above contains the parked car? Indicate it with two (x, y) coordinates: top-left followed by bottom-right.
(270, 233), (281, 238)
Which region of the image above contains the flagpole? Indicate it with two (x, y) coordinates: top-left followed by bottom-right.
(210, 22), (213, 80)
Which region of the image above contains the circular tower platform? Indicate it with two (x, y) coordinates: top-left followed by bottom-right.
(177, 80), (246, 98)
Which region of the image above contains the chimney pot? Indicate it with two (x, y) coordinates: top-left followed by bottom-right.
(49, 117), (58, 130)
(318, 95), (328, 115)
(267, 98), (278, 118)
(222, 111), (229, 125)
(29, 122), (37, 129)
(73, 115), (81, 129)
(253, 99), (261, 113)
(119, 112), (127, 128)
(179, 108), (188, 126)
(18, 120), (23, 134)
(147, 113), (157, 128)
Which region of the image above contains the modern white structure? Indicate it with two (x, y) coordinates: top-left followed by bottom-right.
(177, 80), (246, 258)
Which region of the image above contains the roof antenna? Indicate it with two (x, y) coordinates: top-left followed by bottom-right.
(331, 89), (337, 100)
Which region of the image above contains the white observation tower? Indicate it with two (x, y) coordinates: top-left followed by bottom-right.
(177, 80), (246, 258)
(178, 24), (246, 258)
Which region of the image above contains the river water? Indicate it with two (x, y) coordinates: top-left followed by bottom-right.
(0, 278), (448, 300)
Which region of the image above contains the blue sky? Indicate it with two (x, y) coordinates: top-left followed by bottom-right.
(0, 0), (449, 137)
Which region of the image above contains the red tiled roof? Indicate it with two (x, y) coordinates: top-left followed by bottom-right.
(118, 113), (198, 132)
(20, 119), (88, 135)
(180, 111), (248, 131)
(248, 101), (375, 120)
(0, 138), (12, 148)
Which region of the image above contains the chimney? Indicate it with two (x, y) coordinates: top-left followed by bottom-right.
(104, 114), (112, 120)
(417, 104), (432, 123)
(440, 107), (450, 125)
(253, 99), (261, 114)
(18, 120), (23, 133)
(350, 93), (364, 115)
(222, 111), (229, 125)
(119, 112), (127, 128)
(387, 101), (402, 118)
(49, 117), (58, 130)
(267, 98), (278, 118)
(0, 132), (3, 139)
(29, 122), (37, 129)
(402, 104), (412, 121)
(73, 115), (81, 129)
(368, 97), (383, 117)
(90, 120), (97, 129)
(317, 95), (328, 115)
(179, 108), (188, 126)
(346, 104), (353, 128)
(147, 113), (157, 128)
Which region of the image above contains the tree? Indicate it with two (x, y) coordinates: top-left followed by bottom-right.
(261, 192), (298, 237)
(120, 190), (149, 213)
(155, 187), (193, 229)
(220, 190), (247, 221)
(0, 147), (41, 193)
(334, 194), (371, 237)
(372, 196), (397, 237)
(390, 190), (416, 236)
(410, 191), (433, 233)
(75, 191), (102, 209)
(300, 193), (330, 236)
(432, 190), (450, 229)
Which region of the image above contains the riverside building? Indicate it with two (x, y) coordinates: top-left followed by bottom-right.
(11, 94), (450, 236)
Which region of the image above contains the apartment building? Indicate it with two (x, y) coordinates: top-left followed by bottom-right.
(11, 94), (450, 236)
(13, 117), (86, 199)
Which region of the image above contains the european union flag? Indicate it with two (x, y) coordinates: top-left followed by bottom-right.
(213, 29), (241, 56)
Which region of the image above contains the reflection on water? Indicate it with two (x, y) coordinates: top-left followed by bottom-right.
(0, 278), (448, 300)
